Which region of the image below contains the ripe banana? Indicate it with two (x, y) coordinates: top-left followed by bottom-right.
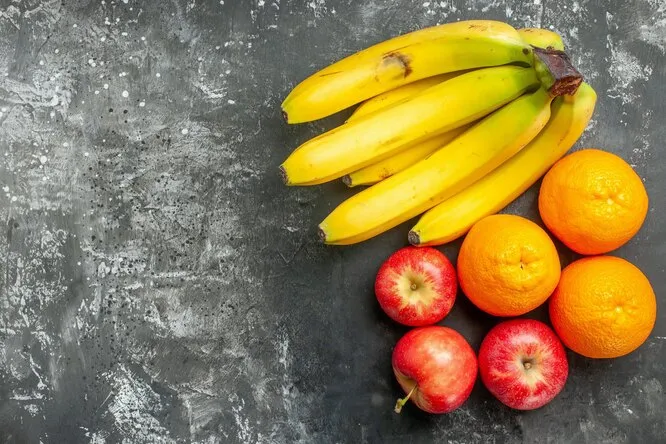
(517, 28), (565, 51)
(280, 66), (539, 186)
(346, 74), (458, 123)
(318, 87), (555, 245)
(282, 20), (533, 123)
(342, 124), (470, 187)
(409, 82), (597, 246)
(341, 28), (565, 187)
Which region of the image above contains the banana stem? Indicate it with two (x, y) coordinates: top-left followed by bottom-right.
(532, 47), (583, 97)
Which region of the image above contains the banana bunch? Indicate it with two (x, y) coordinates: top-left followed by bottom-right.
(280, 21), (594, 246)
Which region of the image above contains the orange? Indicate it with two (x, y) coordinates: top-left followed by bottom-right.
(538, 148), (648, 255)
(457, 214), (561, 317)
(549, 256), (656, 359)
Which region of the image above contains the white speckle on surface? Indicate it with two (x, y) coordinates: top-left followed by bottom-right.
(227, 99), (236, 105)
(229, 395), (254, 442)
(638, 0), (666, 52)
(122, 90), (129, 98)
(640, 23), (666, 52)
(88, 432), (106, 444)
(103, 83), (109, 89)
(24, 404), (40, 416)
(420, 0), (457, 18)
(105, 365), (174, 443)
(39, 156), (47, 164)
(607, 38), (652, 105)
(156, 73), (161, 78)
(181, 128), (189, 135)
(139, 101), (145, 107)
(307, 0), (328, 18)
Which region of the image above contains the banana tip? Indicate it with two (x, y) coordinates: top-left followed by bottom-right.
(279, 165), (289, 185)
(317, 226), (327, 243)
(281, 109), (289, 122)
(341, 175), (353, 187)
(407, 230), (421, 246)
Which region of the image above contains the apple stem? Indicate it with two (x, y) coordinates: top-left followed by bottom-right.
(394, 384), (418, 414)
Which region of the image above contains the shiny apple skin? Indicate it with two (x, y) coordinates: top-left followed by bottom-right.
(392, 326), (478, 414)
(375, 247), (457, 327)
(478, 319), (569, 410)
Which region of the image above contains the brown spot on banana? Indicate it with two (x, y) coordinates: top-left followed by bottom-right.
(381, 52), (413, 78)
(318, 71), (342, 77)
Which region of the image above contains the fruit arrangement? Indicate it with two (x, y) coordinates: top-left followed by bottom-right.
(280, 20), (657, 413)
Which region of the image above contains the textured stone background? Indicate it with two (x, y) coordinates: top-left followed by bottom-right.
(0, 0), (664, 443)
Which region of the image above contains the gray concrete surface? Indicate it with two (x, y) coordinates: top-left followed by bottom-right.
(0, 0), (664, 442)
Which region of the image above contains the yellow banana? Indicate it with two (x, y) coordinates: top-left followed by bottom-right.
(318, 87), (554, 245)
(280, 66), (539, 186)
(340, 29), (563, 188)
(347, 29), (562, 124)
(282, 20), (533, 123)
(342, 74), (464, 187)
(346, 74), (458, 123)
(409, 83), (597, 246)
(342, 125), (470, 187)
(517, 28), (565, 51)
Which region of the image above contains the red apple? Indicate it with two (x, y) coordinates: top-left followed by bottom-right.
(392, 326), (477, 414)
(375, 246), (457, 326)
(478, 319), (568, 410)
